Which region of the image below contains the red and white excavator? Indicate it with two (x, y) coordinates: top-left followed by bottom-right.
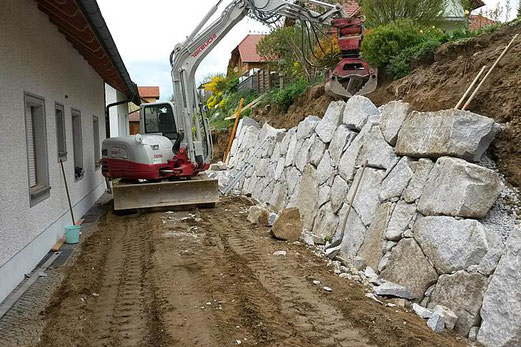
(101, 0), (376, 210)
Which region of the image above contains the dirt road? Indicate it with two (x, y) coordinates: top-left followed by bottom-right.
(38, 197), (466, 346)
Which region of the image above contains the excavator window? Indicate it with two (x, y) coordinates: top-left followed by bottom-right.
(144, 104), (178, 140)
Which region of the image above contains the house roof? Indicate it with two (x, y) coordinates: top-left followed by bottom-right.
(343, 1), (361, 17)
(469, 14), (497, 30)
(471, 0), (486, 10)
(236, 34), (266, 63)
(138, 86), (160, 99)
(35, 0), (140, 105)
(129, 109), (140, 122)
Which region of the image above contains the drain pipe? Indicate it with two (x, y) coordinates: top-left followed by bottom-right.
(105, 100), (130, 138)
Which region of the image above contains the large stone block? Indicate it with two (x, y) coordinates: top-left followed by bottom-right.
(338, 204), (367, 257)
(379, 157), (414, 201)
(309, 134), (326, 166)
(269, 183), (288, 211)
(343, 95), (380, 131)
(272, 208), (303, 241)
(395, 109), (498, 162)
(295, 136), (313, 172)
(348, 168), (386, 226)
(380, 238), (438, 299)
(279, 128), (296, 156)
(330, 175), (348, 213)
(418, 157), (500, 218)
(385, 201), (416, 241)
(297, 115), (321, 140)
(478, 227), (521, 347)
(315, 101), (345, 143)
(357, 202), (392, 270)
(285, 132), (299, 167)
(403, 158), (434, 203)
(296, 165), (319, 230)
(313, 202), (339, 244)
(414, 216), (499, 274)
(380, 101), (411, 146)
(329, 125), (356, 166)
(316, 151), (334, 186)
(357, 123), (398, 170)
(428, 271), (488, 337)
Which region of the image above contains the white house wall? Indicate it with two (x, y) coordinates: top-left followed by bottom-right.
(105, 84), (130, 137)
(0, 0), (107, 302)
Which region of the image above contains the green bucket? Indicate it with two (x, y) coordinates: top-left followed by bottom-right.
(65, 225), (81, 244)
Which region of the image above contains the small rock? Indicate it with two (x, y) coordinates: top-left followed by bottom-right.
(267, 212), (279, 227)
(374, 282), (415, 300)
(427, 312), (445, 333)
(313, 280), (321, 285)
(386, 303), (397, 308)
(469, 326), (479, 341)
(339, 273), (349, 279)
(352, 256), (367, 271)
(364, 267), (378, 281)
(299, 229), (315, 246)
(433, 305), (458, 331)
(273, 251), (287, 257)
(247, 205), (270, 225)
(323, 286), (333, 292)
(413, 303), (433, 319)
(388, 298), (406, 308)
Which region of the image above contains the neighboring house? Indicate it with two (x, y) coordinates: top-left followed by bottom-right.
(106, 84), (131, 137)
(128, 86), (161, 135)
(469, 14), (498, 31)
(227, 34), (268, 76)
(0, 0), (139, 304)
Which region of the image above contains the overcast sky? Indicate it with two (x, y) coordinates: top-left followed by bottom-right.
(97, 0), (519, 101)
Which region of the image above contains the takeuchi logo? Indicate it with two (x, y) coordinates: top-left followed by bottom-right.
(191, 34), (217, 58)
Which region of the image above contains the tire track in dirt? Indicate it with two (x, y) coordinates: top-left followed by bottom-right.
(85, 213), (155, 346)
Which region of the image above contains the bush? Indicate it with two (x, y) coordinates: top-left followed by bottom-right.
(264, 79), (310, 112)
(362, 20), (444, 68)
(388, 38), (442, 79)
(362, 0), (445, 27)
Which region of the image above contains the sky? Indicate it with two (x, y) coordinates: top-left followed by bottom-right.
(97, 0), (520, 101)
(97, 0), (269, 101)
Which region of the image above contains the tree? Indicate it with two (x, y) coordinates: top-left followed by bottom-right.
(518, 3), (521, 18)
(361, 0), (446, 27)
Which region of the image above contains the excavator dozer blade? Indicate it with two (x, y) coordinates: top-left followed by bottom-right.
(112, 174), (219, 211)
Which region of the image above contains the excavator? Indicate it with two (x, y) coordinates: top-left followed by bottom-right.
(101, 0), (376, 211)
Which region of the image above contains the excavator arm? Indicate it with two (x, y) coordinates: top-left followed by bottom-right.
(169, 0), (373, 166)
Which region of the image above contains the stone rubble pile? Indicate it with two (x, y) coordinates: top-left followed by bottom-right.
(214, 96), (521, 346)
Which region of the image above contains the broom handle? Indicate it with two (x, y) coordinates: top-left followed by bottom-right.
(60, 159), (75, 225)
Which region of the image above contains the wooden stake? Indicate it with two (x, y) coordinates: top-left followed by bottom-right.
(455, 65), (487, 109)
(223, 97), (244, 163)
(462, 34), (519, 111)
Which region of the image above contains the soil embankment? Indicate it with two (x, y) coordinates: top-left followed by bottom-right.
(249, 23), (521, 188)
(38, 197), (466, 346)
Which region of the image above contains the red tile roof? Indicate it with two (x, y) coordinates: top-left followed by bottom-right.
(343, 1), (361, 17)
(469, 14), (497, 31)
(138, 86), (160, 99)
(237, 34), (266, 63)
(129, 109), (140, 122)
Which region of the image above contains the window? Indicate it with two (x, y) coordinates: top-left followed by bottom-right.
(93, 116), (100, 170)
(72, 109), (83, 180)
(24, 93), (50, 205)
(55, 103), (67, 161)
(143, 104), (177, 140)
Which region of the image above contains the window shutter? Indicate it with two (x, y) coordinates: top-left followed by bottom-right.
(26, 104), (37, 188)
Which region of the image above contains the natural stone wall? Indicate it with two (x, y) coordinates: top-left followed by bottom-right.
(219, 97), (520, 346)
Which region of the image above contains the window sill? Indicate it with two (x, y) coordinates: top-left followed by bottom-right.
(30, 185), (51, 207)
